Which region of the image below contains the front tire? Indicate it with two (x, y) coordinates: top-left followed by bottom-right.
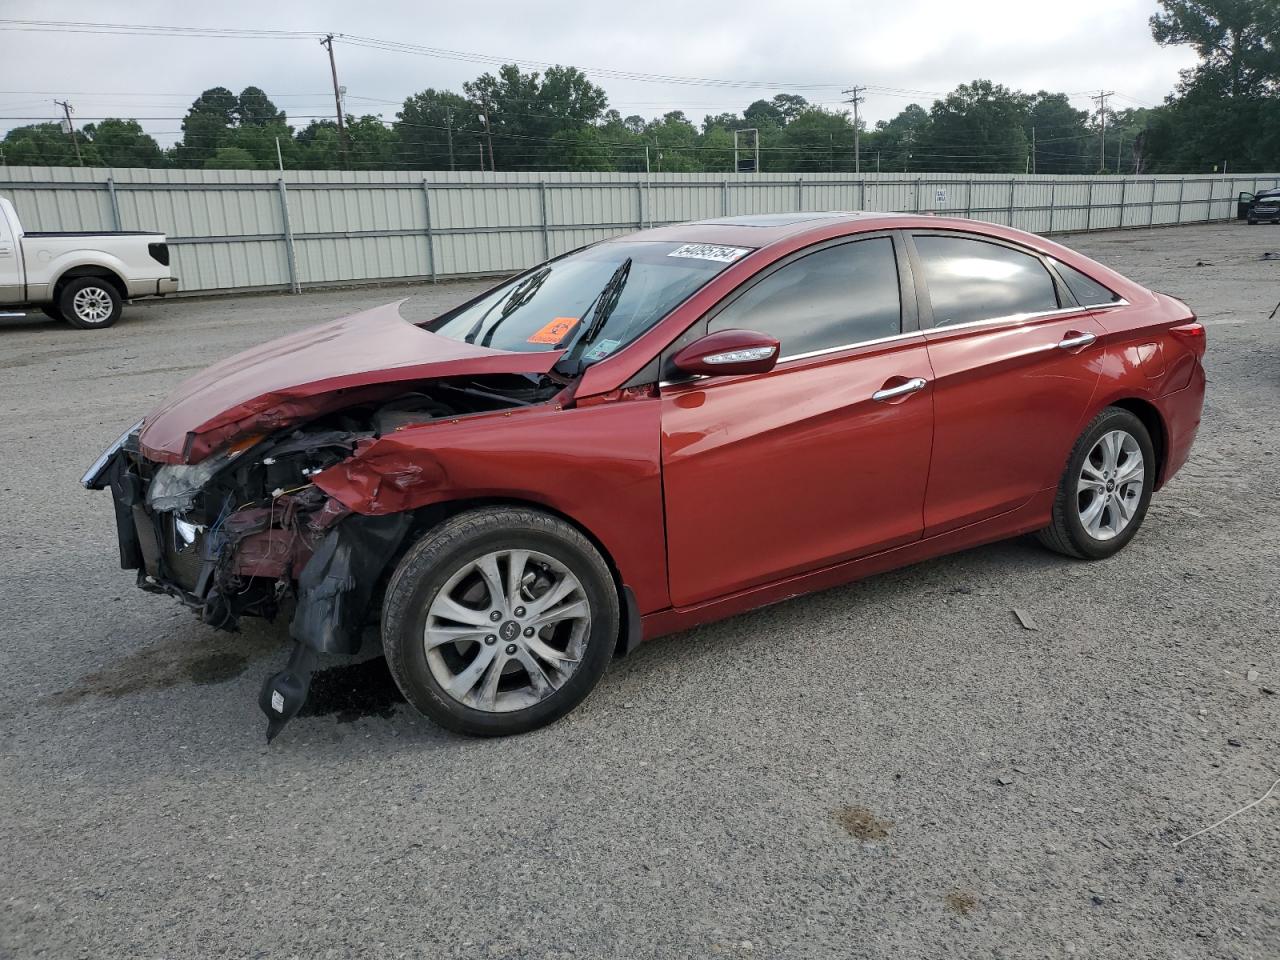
(382, 507), (620, 736)
(1036, 407), (1155, 560)
(60, 277), (122, 330)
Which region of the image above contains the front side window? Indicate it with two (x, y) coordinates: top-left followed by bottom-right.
(1052, 259), (1121, 307)
(709, 237), (901, 357)
(428, 240), (751, 365)
(914, 235), (1059, 327)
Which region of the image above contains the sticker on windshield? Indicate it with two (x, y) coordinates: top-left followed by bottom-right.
(527, 317), (579, 345)
(667, 243), (751, 263)
(583, 338), (622, 362)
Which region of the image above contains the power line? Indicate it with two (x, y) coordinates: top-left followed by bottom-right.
(0, 19), (851, 92)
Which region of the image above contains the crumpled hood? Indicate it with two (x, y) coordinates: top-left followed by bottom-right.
(139, 300), (562, 464)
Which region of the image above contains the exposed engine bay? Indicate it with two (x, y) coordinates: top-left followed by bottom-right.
(87, 373), (563, 739)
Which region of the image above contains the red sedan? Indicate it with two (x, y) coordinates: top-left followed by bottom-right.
(84, 212), (1206, 739)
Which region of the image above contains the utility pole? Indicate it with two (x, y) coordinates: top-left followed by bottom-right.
(319, 35), (348, 167)
(54, 99), (82, 165)
(1030, 126), (1036, 175)
(644, 144), (650, 174)
(842, 86), (865, 173)
(477, 98), (496, 172)
(1091, 90), (1114, 173)
(445, 108), (455, 171)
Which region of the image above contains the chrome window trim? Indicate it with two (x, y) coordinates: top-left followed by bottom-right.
(775, 299), (1128, 364)
(658, 298), (1129, 387)
(921, 299), (1129, 337)
(778, 329), (920, 363)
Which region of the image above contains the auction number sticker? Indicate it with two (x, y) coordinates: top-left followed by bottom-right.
(667, 244), (751, 263)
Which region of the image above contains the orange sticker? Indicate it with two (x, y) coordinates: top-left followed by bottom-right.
(527, 316), (580, 345)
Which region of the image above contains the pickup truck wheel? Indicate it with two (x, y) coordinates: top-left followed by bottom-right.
(60, 277), (122, 329)
(381, 507), (620, 737)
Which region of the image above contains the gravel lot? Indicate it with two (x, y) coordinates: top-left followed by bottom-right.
(2, 221), (1277, 960)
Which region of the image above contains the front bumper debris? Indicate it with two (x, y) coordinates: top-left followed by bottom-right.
(91, 438), (415, 742)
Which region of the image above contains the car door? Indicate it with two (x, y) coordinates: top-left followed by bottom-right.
(660, 233), (936, 608)
(0, 202), (22, 302)
(907, 231), (1106, 536)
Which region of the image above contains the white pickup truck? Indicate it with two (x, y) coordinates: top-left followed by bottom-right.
(0, 196), (178, 330)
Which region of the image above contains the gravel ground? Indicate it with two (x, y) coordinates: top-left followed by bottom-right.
(1, 221), (1277, 960)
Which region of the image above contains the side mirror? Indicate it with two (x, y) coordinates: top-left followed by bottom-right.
(671, 329), (780, 378)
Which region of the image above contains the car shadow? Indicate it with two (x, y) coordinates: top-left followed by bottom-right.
(0, 313), (61, 332)
(48, 533), (1062, 760)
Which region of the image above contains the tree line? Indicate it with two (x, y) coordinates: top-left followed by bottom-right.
(3, 0), (1276, 175)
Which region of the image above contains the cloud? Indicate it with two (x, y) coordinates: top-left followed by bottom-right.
(0, 0), (1198, 146)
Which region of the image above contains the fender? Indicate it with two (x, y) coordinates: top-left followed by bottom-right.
(45, 249), (130, 295)
(312, 395), (672, 616)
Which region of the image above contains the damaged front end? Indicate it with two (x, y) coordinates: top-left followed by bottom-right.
(83, 374), (559, 740)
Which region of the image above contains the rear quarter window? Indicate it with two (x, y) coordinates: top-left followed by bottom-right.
(1051, 259), (1121, 307)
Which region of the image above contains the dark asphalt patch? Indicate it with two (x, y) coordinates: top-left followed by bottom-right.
(188, 652), (249, 685)
(298, 656), (405, 723)
(48, 631), (282, 704)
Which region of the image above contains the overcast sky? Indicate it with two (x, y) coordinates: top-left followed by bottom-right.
(0, 0), (1197, 146)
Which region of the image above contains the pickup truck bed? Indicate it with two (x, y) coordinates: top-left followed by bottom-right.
(23, 230), (161, 238)
(0, 196), (178, 330)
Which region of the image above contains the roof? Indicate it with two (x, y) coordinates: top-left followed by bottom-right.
(623, 210), (899, 247)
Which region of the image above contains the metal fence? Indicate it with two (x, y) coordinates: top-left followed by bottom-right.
(2, 166), (1277, 296)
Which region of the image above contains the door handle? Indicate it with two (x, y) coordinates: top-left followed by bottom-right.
(872, 377), (928, 402)
(1057, 331), (1097, 350)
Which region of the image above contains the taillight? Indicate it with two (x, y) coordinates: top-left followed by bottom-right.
(148, 242), (170, 266)
(1169, 321), (1206, 358)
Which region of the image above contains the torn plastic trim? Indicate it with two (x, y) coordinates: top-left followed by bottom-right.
(257, 510), (412, 742)
(289, 511), (413, 656)
(82, 419), (143, 490)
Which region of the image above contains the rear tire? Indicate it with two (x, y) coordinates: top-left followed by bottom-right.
(381, 507), (619, 736)
(39, 303), (65, 322)
(60, 277), (122, 330)
(1036, 407), (1155, 560)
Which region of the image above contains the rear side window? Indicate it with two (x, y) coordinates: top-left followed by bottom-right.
(1052, 259), (1121, 307)
(709, 237), (901, 357)
(914, 235), (1058, 327)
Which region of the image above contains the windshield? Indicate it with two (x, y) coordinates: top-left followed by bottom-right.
(426, 240), (752, 365)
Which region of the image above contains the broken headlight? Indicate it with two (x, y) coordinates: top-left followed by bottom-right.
(81, 419), (144, 490)
(146, 434), (265, 513)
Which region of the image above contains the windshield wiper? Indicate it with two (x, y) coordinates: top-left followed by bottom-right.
(464, 268), (550, 345)
(558, 257), (632, 374)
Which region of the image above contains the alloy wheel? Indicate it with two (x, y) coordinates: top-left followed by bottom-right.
(1076, 429), (1144, 541)
(72, 285), (114, 324)
(424, 549), (590, 713)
